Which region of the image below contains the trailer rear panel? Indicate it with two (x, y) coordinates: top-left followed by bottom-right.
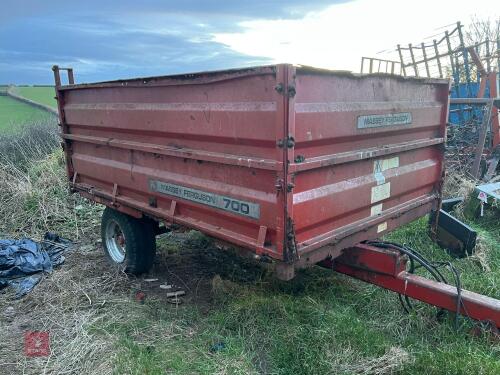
(54, 64), (449, 267)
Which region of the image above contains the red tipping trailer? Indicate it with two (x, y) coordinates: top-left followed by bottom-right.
(53, 64), (499, 328)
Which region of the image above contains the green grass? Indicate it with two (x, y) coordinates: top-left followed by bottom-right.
(14, 86), (57, 108)
(92, 217), (500, 375)
(0, 95), (53, 133)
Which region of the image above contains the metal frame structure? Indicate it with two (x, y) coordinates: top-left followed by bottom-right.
(360, 57), (402, 75)
(396, 22), (499, 83)
(449, 97), (499, 178)
(397, 23), (500, 154)
(363, 21), (500, 178)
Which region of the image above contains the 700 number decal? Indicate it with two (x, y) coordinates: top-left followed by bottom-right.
(223, 198), (250, 215)
(149, 179), (260, 219)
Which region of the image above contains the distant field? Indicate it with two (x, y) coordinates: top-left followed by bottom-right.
(14, 86), (57, 108)
(0, 96), (53, 133)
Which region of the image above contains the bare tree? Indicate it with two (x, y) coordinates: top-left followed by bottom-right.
(465, 16), (500, 73)
(465, 16), (500, 45)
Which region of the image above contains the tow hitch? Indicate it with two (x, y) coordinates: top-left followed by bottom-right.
(320, 242), (500, 329)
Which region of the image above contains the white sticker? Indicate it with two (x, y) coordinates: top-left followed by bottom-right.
(371, 203), (383, 216)
(371, 182), (391, 204)
(377, 222), (388, 233)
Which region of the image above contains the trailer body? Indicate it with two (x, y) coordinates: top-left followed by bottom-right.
(54, 64), (449, 272)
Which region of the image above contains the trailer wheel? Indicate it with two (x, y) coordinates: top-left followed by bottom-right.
(101, 207), (156, 274)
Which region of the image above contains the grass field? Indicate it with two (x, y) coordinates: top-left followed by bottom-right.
(0, 95), (53, 133)
(13, 86), (57, 109)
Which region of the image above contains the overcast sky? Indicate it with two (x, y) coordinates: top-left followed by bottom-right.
(0, 0), (497, 84)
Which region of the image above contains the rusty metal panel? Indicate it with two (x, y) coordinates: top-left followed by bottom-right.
(289, 68), (450, 257)
(59, 65), (288, 260)
(55, 64), (449, 265)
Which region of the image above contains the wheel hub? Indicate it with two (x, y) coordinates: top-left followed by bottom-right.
(105, 220), (126, 263)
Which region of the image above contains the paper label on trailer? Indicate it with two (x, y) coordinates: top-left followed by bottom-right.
(370, 203), (383, 216)
(373, 156), (399, 186)
(149, 180), (260, 219)
(371, 182), (391, 204)
(377, 222), (388, 233)
(357, 112), (412, 129)
(374, 157), (399, 173)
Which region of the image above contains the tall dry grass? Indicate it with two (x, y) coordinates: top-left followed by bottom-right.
(0, 121), (59, 168)
(0, 121), (118, 374)
(0, 121), (101, 239)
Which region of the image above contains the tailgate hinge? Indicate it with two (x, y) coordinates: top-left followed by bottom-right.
(277, 135), (295, 148)
(275, 178), (284, 192)
(285, 217), (299, 262)
(275, 83), (296, 98)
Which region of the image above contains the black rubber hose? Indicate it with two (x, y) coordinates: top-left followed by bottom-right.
(366, 241), (446, 284)
(365, 241), (451, 318)
(366, 240), (467, 329)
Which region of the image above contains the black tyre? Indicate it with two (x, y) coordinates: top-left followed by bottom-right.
(101, 207), (156, 274)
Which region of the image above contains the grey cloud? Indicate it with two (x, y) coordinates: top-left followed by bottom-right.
(0, 1), (349, 83)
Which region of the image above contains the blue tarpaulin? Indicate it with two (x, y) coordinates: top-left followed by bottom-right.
(0, 233), (71, 297)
